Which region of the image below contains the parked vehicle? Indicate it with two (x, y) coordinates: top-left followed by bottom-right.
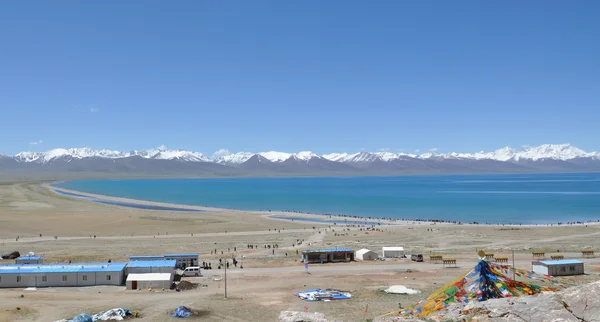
(411, 254), (423, 262)
(181, 266), (201, 277)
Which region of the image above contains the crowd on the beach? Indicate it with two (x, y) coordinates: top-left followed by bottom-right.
(270, 209), (600, 227)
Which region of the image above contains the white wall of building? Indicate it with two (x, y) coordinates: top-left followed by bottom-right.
(356, 249), (378, 260)
(164, 256), (198, 268)
(532, 263), (584, 276)
(382, 247), (405, 258)
(532, 264), (548, 275)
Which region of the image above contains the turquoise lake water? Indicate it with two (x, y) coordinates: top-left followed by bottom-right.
(53, 173), (600, 224)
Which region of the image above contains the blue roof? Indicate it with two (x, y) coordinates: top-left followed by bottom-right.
(129, 255), (165, 259)
(0, 262), (127, 274)
(302, 248), (353, 254)
(539, 259), (583, 265)
(164, 254), (198, 257)
(126, 260), (176, 268)
(16, 256), (44, 260)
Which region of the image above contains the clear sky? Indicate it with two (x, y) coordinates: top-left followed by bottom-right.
(1, 1), (599, 156)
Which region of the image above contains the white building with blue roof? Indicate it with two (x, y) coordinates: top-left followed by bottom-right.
(532, 259), (584, 276)
(15, 255), (44, 265)
(130, 254), (199, 269)
(0, 262), (127, 288)
(125, 260), (176, 275)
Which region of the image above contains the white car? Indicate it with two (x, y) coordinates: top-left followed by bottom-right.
(181, 266), (201, 277)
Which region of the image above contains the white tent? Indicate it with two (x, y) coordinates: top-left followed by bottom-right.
(355, 249), (378, 261)
(126, 273), (172, 290)
(382, 247), (405, 258)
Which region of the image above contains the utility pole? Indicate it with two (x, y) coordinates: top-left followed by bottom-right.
(224, 260), (228, 299)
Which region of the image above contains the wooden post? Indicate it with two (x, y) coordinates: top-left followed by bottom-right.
(512, 249), (515, 281)
(224, 260), (227, 299)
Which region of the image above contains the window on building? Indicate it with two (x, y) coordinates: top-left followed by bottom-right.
(82, 275), (88, 281)
(561, 266), (566, 272)
(62, 275), (67, 282)
(42, 276), (47, 282)
(0, 276), (2, 283)
(17, 276), (21, 282)
(106, 275), (111, 281)
(570, 266), (575, 271)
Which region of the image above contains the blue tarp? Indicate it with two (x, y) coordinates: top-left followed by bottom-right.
(171, 306), (193, 318)
(70, 313), (93, 322)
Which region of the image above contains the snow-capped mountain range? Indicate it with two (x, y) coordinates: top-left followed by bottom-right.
(2, 144), (599, 176)
(6, 144), (600, 164)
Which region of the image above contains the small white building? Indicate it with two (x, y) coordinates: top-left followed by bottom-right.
(382, 247), (405, 258)
(355, 249), (378, 261)
(532, 259), (584, 276)
(130, 254), (199, 269)
(126, 273), (172, 290)
(125, 260), (176, 275)
(15, 255), (44, 265)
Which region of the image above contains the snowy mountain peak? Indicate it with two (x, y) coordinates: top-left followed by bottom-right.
(215, 152), (255, 164)
(259, 151), (292, 162)
(152, 150), (210, 162)
(292, 151), (320, 161)
(418, 152), (437, 159)
(322, 153), (349, 162)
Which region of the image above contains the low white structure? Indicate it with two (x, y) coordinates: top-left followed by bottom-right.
(125, 260), (176, 275)
(126, 273), (172, 290)
(0, 262), (126, 288)
(130, 254), (199, 269)
(532, 259), (584, 276)
(129, 255), (164, 261)
(164, 254), (199, 268)
(15, 255), (44, 265)
(355, 249), (378, 261)
(382, 247), (405, 258)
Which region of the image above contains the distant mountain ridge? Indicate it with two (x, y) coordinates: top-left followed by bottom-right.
(2, 144), (600, 177)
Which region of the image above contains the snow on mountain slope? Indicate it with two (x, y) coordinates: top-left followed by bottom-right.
(259, 151), (292, 162)
(512, 144), (593, 161)
(14, 151), (44, 163)
(322, 153), (348, 162)
(15, 148), (128, 163)
(417, 152), (437, 159)
(152, 150), (210, 162)
(412, 144), (595, 161)
(292, 151), (320, 161)
(215, 152), (255, 164)
(373, 152), (401, 161)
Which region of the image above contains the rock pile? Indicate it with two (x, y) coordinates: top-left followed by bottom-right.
(376, 281), (600, 322)
(176, 280), (198, 291)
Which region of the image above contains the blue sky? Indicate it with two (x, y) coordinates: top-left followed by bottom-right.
(1, 1), (599, 156)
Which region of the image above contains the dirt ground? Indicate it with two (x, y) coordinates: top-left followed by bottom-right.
(1, 182), (600, 322)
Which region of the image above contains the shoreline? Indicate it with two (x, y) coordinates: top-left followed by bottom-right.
(45, 183), (600, 228)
